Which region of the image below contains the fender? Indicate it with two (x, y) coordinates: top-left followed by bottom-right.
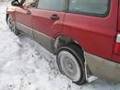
(6, 6), (16, 22)
(6, 6), (16, 14)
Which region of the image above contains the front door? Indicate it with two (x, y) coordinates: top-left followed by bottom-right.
(15, 0), (36, 36)
(31, 0), (66, 52)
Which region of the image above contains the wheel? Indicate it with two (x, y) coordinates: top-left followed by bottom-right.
(57, 44), (86, 85)
(7, 15), (19, 35)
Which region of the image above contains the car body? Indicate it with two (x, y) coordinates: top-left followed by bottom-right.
(6, 0), (120, 84)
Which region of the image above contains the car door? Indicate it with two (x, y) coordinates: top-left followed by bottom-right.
(31, 0), (65, 52)
(15, 0), (36, 36)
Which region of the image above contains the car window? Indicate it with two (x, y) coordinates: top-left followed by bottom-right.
(37, 0), (65, 11)
(23, 0), (38, 7)
(69, 0), (109, 16)
(24, 0), (34, 4)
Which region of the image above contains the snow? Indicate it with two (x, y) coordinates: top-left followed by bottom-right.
(0, 2), (120, 90)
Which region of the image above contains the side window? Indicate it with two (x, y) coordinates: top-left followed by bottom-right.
(37, 0), (65, 11)
(23, 0), (38, 7)
(24, 0), (35, 5)
(69, 0), (109, 16)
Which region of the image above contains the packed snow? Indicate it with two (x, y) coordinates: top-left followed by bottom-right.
(0, 2), (120, 90)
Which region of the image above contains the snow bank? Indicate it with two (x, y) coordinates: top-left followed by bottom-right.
(0, 30), (74, 90)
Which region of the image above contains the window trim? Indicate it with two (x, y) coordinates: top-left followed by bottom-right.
(66, 0), (111, 17)
(36, 0), (67, 12)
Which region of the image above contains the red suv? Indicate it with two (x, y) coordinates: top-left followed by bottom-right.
(6, 0), (120, 85)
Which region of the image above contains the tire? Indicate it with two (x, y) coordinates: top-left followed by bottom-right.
(57, 44), (86, 85)
(7, 15), (19, 35)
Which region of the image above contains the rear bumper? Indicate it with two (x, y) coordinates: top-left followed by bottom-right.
(85, 52), (120, 83)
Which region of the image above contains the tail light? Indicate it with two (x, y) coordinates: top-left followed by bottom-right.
(114, 34), (120, 55)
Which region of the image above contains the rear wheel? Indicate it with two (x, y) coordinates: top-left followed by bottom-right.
(57, 44), (86, 85)
(7, 15), (19, 35)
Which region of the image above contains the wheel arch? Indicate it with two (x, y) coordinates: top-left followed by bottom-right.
(55, 36), (87, 84)
(54, 35), (84, 56)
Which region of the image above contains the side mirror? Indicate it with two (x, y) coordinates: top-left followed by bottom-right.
(11, 0), (20, 6)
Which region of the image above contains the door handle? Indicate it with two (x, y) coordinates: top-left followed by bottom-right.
(50, 14), (59, 20)
(26, 10), (31, 15)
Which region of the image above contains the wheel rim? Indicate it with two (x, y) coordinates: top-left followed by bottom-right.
(58, 51), (81, 82)
(8, 16), (16, 33)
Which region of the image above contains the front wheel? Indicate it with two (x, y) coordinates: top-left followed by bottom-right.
(57, 44), (86, 85)
(7, 15), (19, 35)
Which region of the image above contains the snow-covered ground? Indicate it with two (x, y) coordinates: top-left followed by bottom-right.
(0, 2), (120, 90)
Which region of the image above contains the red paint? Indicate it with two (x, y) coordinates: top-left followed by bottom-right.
(62, 0), (118, 63)
(31, 9), (65, 37)
(6, 0), (120, 63)
(114, 43), (120, 55)
(15, 7), (32, 28)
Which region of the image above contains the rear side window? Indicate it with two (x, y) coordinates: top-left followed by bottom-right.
(37, 0), (65, 11)
(69, 0), (109, 16)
